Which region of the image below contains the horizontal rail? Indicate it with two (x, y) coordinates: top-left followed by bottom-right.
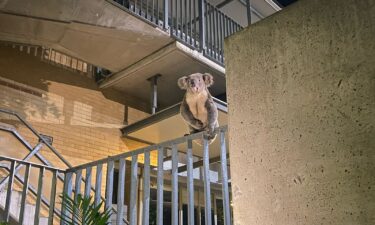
(67, 126), (227, 172)
(0, 156), (65, 172)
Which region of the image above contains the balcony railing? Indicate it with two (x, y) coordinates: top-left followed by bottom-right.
(113, 0), (243, 65)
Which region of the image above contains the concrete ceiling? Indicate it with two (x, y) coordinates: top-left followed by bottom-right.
(100, 42), (226, 109)
(0, 0), (173, 72)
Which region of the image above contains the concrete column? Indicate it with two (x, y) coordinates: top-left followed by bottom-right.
(225, 0), (375, 225)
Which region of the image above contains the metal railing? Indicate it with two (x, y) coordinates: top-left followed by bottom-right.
(65, 126), (231, 225)
(113, 0), (243, 65)
(0, 108), (129, 225)
(0, 156), (64, 224)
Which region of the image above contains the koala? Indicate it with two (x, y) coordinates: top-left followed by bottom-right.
(177, 72), (219, 141)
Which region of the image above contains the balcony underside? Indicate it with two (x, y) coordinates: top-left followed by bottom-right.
(0, 0), (173, 72)
(100, 41), (226, 109)
(123, 99), (228, 158)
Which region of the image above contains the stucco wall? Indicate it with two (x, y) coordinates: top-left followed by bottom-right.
(225, 0), (375, 224)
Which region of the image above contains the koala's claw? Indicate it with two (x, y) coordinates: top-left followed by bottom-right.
(203, 132), (216, 140)
(195, 120), (204, 129)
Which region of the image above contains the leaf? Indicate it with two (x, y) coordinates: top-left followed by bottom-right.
(59, 193), (112, 225)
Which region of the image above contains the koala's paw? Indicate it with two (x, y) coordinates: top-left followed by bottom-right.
(203, 132), (216, 140)
(195, 120), (204, 129)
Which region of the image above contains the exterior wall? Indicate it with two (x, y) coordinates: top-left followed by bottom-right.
(0, 45), (149, 167)
(225, 0), (375, 225)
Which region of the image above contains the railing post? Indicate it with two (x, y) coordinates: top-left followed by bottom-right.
(245, 0), (252, 25)
(163, 0), (169, 30)
(198, 0), (206, 51)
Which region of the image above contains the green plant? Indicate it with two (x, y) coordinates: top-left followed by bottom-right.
(0, 222), (9, 225)
(60, 194), (112, 225)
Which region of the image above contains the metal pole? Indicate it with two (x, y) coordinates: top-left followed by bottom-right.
(148, 75), (161, 114)
(246, 0), (251, 25)
(198, 0), (206, 51)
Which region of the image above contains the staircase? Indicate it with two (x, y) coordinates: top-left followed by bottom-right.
(0, 108), (130, 225)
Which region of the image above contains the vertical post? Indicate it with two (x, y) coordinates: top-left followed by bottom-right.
(61, 172), (73, 225)
(220, 130), (231, 225)
(19, 164), (30, 225)
(105, 160), (115, 222)
(186, 140), (194, 225)
(84, 167), (92, 198)
(34, 167), (45, 225)
(198, 0), (206, 51)
(213, 194), (218, 225)
(129, 155), (139, 225)
(156, 147), (164, 225)
(142, 151), (151, 225)
(117, 159), (126, 225)
(171, 144), (179, 225)
(4, 161), (15, 222)
(163, 0), (169, 29)
(48, 170), (58, 225)
(202, 139), (212, 225)
(179, 188), (183, 225)
(95, 164), (103, 207)
(246, 0), (251, 26)
(148, 75), (161, 114)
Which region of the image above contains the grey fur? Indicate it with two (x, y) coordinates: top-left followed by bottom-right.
(178, 73), (219, 140)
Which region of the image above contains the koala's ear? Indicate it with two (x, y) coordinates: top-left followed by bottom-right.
(203, 73), (214, 87)
(177, 76), (189, 90)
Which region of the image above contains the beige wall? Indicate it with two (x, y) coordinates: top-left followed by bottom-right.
(0, 44), (150, 167)
(225, 0), (375, 225)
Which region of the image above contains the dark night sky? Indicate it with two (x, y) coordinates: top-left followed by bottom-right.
(274, 0), (297, 7)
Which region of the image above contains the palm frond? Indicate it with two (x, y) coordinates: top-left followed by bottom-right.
(59, 193), (112, 225)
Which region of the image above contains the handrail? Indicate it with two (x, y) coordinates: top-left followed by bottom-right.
(68, 126), (227, 172)
(111, 0), (243, 65)
(64, 125), (232, 225)
(0, 108), (72, 168)
(0, 108), (130, 225)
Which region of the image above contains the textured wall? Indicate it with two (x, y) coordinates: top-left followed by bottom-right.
(225, 0), (375, 224)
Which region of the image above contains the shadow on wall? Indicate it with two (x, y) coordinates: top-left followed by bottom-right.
(0, 44), (148, 114)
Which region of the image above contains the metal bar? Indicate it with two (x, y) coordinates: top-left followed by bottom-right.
(0, 142), (43, 191)
(189, 0), (192, 45)
(67, 126), (228, 173)
(171, 144), (178, 225)
(129, 155), (139, 225)
(117, 158), (126, 225)
(174, 0), (178, 36)
(156, 147), (164, 225)
(179, 187), (183, 225)
(202, 139), (212, 225)
(209, 4), (213, 55)
(140, 0), (143, 16)
(34, 167), (45, 225)
(179, 0), (183, 39)
(246, 0), (252, 25)
(193, 0), (196, 46)
(105, 160), (115, 215)
(220, 131), (231, 225)
(148, 75), (160, 114)
(205, 1), (209, 54)
(198, 0), (205, 51)
(84, 167), (92, 197)
(94, 164), (103, 206)
(142, 151), (150, 225)
(4, 161), (15, 222)
(19, 163), (31, 225)
(219, 12), (223, 61)
(74, 169), (82, 224)
(48, 170), (58, 225)
(184, 0), (188, 41)
(214, 8), (219, 59)
(213, 193), (218, 225)
(170, 0), (174, 32)
(186, 140), (194, 225)
(61, 172), (73, 225)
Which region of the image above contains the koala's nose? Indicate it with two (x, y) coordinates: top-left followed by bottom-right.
(190, 80), (195, 87)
